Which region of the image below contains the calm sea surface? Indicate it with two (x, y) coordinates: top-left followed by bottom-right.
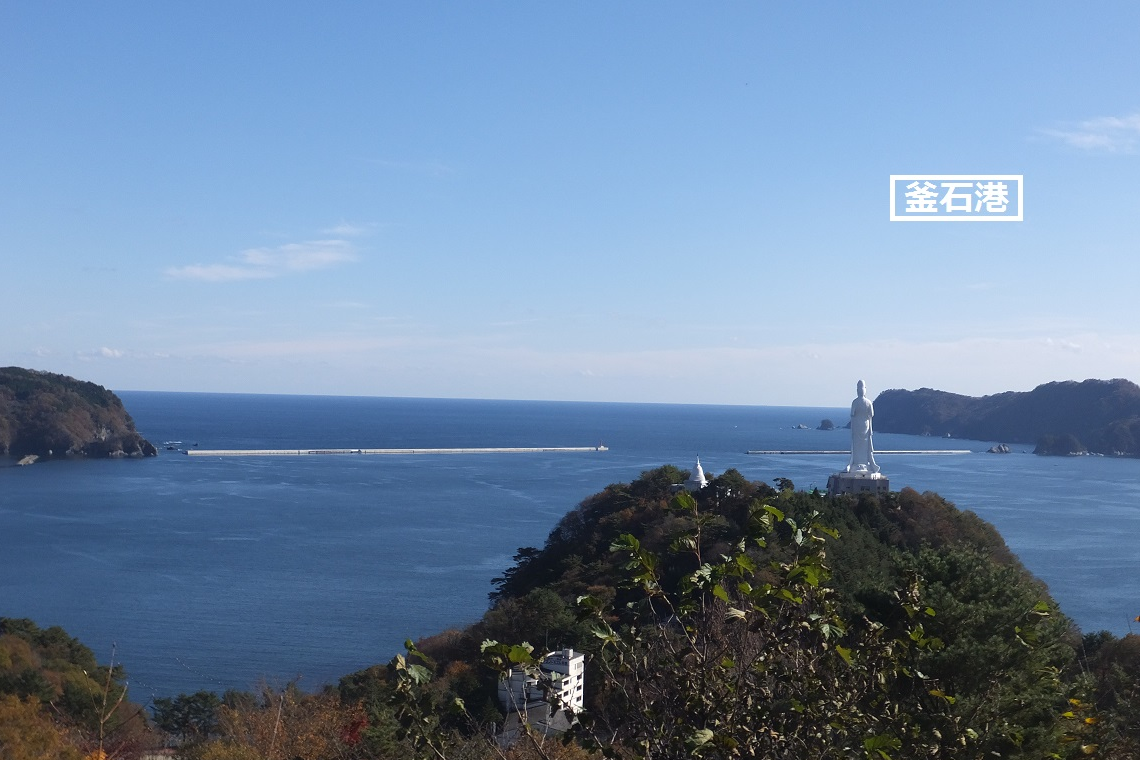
(2, 392), (1138, 702)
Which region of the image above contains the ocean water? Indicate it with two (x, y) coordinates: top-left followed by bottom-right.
(2, 392), (1138, 703)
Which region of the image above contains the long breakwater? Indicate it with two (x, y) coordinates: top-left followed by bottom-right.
(185, 446), (608, 457)
(746, 449), (971, 455)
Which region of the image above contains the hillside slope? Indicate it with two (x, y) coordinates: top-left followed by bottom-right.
(0, 367), (156, 459)
(874, 379), (1140, 455)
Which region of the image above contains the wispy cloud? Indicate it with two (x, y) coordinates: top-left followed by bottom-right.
(166, 264), (277, 282)
(74, 347), (172, 361)
(75, 346), (126, 360)
(1043, 337), (1082, 353)
(1039, 112), (1140, 152)
(322, 222), (372, 237)
(167, 239), (359, 282)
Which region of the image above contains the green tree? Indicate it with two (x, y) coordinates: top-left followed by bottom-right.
(572, 491), (969, 759)
(903, 545), (1074, 758)
(1076, 632), (1140, 758)
(153, 690), (223, 744)
(0, 619), (149, 757)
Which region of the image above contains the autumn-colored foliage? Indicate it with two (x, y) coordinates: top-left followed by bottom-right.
(0, 366), (156, 458)
(193, 684), (367, 760)
(0, 694), (83, 760)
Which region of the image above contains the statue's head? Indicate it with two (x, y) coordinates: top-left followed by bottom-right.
(857, 380), (866, 397)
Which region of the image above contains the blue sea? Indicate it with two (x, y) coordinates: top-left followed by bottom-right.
(2, 392), (1138, 704)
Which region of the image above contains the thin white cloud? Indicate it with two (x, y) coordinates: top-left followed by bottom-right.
(76, 346), (126, 360)
(1039, 112), (1140, 152)
(322, 222), (372, 237)
(73, 347), (173, 362)
(240, 240), (358, 272)
(1044, 337), (1082, 353)
(166, 264), (277, 282)
(166, 239), (359, 282)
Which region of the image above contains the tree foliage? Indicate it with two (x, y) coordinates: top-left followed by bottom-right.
(183, 683), (368, 760)
(0, 694), (83, 760)
(153, 690), (223, 744)
(572, 491), (970, 759)
(1074, 632), (1140, 758)
(468, 469), (1092, 759)
(0, 366), (156, 458)
(0, 618), (150, 758)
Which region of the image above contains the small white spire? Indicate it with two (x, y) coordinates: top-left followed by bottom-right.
(686, 456), (707, 491)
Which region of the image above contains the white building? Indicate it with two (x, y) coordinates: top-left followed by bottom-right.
(684, 456), (708, 492)
(497, 647), (585, 715)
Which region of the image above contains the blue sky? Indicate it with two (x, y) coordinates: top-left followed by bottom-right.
(3, 3), (1139, 406)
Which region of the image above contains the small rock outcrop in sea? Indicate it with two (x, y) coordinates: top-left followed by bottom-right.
(987, 444), (1011, 454)
(818, 419), (835, 430)
(0, 367), (157, 460)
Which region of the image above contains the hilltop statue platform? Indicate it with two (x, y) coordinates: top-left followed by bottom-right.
(826, 470), (889, 497)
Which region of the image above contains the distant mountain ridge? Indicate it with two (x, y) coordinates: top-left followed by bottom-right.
(0, 367), (157, 459)
(873, 379), (1140, 456)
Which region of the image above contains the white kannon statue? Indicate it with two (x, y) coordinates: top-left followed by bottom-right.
(847, 380), (880, 474)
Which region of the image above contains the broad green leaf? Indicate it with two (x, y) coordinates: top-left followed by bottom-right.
(670, 491), (698, 512)
(778, 588), (802, 603)
(688, 728), (714, 748)
(407, 663), (431, 684)
(864, 733), (902, 752)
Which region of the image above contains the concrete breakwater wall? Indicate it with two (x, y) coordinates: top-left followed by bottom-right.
(746, 449), (971, 455)
(185, 446), (608, 457)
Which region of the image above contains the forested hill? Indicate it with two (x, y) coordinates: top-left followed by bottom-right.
(394, 467), (1093, 759)
(874, 379), (1140, 456)
(0, 367), (156, 459)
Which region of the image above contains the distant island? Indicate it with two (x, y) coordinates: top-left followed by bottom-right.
(874, 378), (1140, 456)
(0, 367), (156, 461)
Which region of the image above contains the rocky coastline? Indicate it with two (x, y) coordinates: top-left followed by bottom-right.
(874, 379), (1140, 457)
(0, 367), (157, 462)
